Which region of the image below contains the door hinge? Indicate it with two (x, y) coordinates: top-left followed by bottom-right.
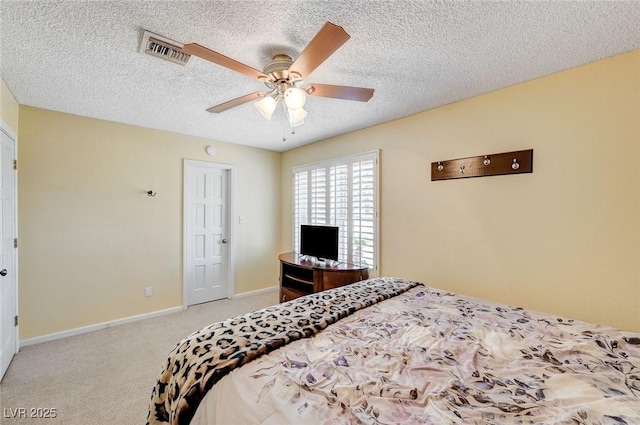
(14, 316), (18, 326)
(14, 238), (17, 248)
(13, 160), (17, 170)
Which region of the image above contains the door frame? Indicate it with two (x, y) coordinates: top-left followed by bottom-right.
(0, 120), (18, 381)
(182, 159), (235, 308)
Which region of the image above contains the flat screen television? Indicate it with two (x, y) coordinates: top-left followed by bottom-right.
(300, 225), (339, 261)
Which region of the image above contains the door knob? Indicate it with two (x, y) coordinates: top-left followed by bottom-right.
(0, 269), (7, 276)
(221, 238), (228, 244)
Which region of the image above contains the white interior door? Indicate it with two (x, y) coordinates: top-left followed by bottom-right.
(184, 160), (232, 306)
(0, 126), (17, 381)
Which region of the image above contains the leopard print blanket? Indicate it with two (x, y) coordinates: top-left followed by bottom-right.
(146, 277), (421, 425)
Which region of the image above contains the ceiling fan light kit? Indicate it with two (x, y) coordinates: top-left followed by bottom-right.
(284, 87), (307, 110)
(179, 21), (374, 132)
(255, 96), (277, 120)
(287, 106), (307, 126)
(254, 76), (307, 123)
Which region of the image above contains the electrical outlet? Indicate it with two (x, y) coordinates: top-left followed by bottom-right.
(144, 287), (152, 297)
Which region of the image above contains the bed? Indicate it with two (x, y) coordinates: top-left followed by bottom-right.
(147, 277), (640, 425)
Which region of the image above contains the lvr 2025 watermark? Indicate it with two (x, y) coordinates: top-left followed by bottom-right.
(3, 408), (57, 419)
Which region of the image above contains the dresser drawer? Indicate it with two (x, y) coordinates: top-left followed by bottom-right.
(322, 269), (369, 291)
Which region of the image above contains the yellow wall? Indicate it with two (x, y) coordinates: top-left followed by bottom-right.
(18, 107), (280, 339)
(11, 49), (640, 339)
(281, 50), (640, 332)
(1, 79), (19, 132)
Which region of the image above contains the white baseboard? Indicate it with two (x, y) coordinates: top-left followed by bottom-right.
(233, 285), (278, 299)
(20, 306), (184, 347)
(21, 287), (278, 347)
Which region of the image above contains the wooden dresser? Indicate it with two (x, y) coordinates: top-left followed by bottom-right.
(278, 252), (369, 302)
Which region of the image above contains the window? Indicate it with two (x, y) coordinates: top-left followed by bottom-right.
(292, 151), (378, 274)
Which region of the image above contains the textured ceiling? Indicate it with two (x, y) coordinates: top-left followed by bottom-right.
(1, 1), (640, 152)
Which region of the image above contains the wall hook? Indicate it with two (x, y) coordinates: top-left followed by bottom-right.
(431, 149), (533, 181)
(147, 190), (156, 197)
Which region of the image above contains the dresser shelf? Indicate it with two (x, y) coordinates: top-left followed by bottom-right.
(279, 252), (369, 302)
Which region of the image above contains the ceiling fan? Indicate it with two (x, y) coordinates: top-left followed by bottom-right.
(182, 22), (374, 127)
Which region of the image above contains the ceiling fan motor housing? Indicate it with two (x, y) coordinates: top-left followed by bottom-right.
(262, 54), (302, 88)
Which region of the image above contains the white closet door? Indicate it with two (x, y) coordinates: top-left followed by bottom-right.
(0, 126), (17, 381)
(184, 161), (231, 305)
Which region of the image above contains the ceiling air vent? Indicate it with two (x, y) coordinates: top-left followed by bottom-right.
(139, 30), (190, 66)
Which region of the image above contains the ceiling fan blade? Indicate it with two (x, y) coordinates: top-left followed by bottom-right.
(183, 43), (267, 80)
(206, 92), (267, 113)
(306, 84), (374, 102)
(289, 22), (350, 77)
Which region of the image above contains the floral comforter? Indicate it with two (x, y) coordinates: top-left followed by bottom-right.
(190, 282), (640, 425)
(148, 277), (421, 425)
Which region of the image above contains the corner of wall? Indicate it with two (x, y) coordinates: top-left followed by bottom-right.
(1, 78), (20, 133)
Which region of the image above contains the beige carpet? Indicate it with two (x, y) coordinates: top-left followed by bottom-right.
(0, 291), (278, 424)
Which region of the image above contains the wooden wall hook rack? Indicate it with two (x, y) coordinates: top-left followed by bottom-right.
(431, 149), (533, 181)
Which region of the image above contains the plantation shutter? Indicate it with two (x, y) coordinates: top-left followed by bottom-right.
(330, 164), (349, 260)
(292, 151), (378, 274)
(310, 168), (326, 224)
(292, 171), (308, 256)
(350, 153), (376, 267)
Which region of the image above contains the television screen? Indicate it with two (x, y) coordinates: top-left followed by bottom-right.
(300, 225), (339, 261)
